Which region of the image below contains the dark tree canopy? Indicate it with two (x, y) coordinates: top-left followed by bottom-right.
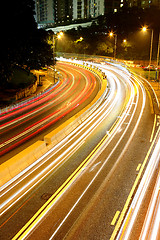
(0, 0), (52, 86)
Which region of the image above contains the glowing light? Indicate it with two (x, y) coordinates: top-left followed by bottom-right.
(57, 32), (63, 39)
(142, 26), (147, 32)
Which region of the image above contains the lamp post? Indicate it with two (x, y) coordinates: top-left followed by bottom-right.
(142, 26), (154, 80)
(53, 34), (55, 83)
(53, 32), (63, 83)
(109, 32), (117, 60)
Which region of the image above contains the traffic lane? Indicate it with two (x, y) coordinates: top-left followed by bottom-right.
(63, 82), (155, 240)
(0, 65), (80, 145)
(0, 62), (76, 124)
(0, 63), (97, 142)
(0, 70), (110, 223)
(25, 75), (155, 240)
(0, 68), (100, 164)
(3, 68), (131, 240)
(0, 74), (64, 124)
(0, 60), (102, 218)
(128, 164), (159, 240)
(0, 63), (99, 158)
(0, 67), (120, 239)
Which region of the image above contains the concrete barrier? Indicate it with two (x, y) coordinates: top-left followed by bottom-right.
(0, 141), (46, 187)
(44, 62), (107, 146)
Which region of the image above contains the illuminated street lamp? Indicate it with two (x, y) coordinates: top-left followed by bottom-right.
(109, 32), (114, 37)
(57, 31), (64, 39)
(142, 26), (154, 80)
(142, 26), (160, 81)
(53, 32), (63, 82)
(142, 26), (147, 32)
(109, 31), (117, 60)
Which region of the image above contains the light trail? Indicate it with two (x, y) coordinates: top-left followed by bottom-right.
(1, 59), (155, 240)
(0, 70), (115, 215)
(0, 63), (97, 156)
(139, 166), (160, 240)
(116, 126), (160, 240)
(9, 62), (140, 240)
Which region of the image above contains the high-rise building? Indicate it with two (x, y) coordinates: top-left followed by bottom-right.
(55, 0), (73, 23)
(104, 0), (126, 14)
(35, 0), (105, 27)
(36, 0), (55, 27)
(72, 0), (85, 19)
(87, 0), (105, 18)
(35, 0), (160, 28)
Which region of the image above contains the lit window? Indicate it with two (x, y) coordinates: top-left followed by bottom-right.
(120, 4), (123, 7)
(114, 9), (117, 12)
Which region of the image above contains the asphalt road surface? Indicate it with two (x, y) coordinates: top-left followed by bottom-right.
(0, 60), (159, 240)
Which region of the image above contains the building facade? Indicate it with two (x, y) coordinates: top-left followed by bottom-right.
(35, 0), (160, 28)
(87, 0), (105, 17)
(36, 0), (55, 26)
(35, 0), (104, 27)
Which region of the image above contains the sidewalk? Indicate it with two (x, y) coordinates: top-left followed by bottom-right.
(0, 70), (54, 109)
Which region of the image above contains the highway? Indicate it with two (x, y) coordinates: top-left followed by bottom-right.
(0, 62), (100, 161)
(0, 59), (160, 240)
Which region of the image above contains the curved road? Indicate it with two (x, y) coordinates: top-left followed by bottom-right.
(0, 62), (100, 161)
(0, 60), (159, 240)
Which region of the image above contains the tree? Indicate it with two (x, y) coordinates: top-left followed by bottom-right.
(0, 0), (52, 87)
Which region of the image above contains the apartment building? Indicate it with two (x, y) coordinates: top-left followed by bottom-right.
(36, 0), (55, 26)
(88, 0), (105, 17)
(35, 0), (160, 28)
(35, 0), (104, 27)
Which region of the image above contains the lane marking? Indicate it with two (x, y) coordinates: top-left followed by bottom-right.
(150, 114), (156, 142)
(119, 208), (133, 240)
(110, 125), (160, 240)
(111, 211), (120, 226)
(136, 163), (141, 172)
(89, 161), (101, 172)
(11, 74), (131, 240)
(11, 66), (136, 240)
(0, 194), (35, 228)
(12, 128), (114, 240)
(146, 87), (154, 114)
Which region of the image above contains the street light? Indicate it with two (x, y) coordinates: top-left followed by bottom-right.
(109, 31), (117, 60)
(53, 32), (63, 83)
(142, 26), (154, 80)
(142, 26), (147, 32)
(57, 31), (64, 39)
